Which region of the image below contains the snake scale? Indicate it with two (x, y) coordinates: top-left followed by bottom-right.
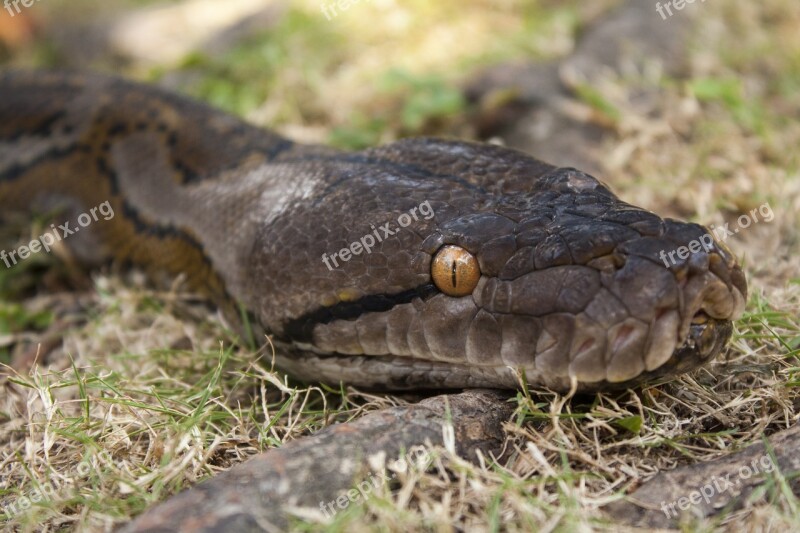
(0, 70), (747, 392)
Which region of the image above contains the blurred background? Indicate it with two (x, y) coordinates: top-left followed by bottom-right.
(1, 1), (799, 531)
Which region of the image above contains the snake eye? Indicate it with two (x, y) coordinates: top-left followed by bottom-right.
(431, 245), (481, 297)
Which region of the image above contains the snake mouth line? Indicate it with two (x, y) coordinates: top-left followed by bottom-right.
(276, 316), (733, 391)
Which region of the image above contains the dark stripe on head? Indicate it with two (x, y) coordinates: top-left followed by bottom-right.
(281, 284), (439, 344)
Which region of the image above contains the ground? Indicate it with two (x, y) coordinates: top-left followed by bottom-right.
(0, 0), (799, 531)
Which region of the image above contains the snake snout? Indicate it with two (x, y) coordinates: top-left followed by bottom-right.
(580, 221), (748, 385)
(631, 224), (747, 382)
(661, 222), (747, 333)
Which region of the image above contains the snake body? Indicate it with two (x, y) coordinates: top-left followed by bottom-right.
(0, 70), (747, 392)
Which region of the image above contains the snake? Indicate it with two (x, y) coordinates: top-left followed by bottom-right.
(0, 70), (747, 392)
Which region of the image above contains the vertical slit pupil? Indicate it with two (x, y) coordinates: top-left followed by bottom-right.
(451, 261), (457, 287)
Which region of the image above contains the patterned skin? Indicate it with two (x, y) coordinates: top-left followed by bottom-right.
(0, 70), (747, 391)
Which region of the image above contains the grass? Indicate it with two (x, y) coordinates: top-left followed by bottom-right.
(1, 0), (800, 531)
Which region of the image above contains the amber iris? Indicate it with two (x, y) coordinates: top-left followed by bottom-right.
(431, 245), (481, 297)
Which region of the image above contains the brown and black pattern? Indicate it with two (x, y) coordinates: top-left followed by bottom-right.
(0, 69), (746, 392)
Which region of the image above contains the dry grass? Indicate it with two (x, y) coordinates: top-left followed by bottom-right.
(1, 0), (799, 531)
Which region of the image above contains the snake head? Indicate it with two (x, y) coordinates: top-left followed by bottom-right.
(252, 140), (747, 391)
